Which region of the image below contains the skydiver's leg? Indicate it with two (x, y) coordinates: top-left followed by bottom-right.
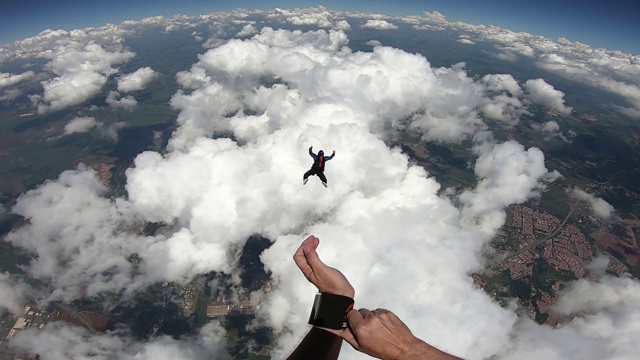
(318, 172), (327, 187)
(303, 169), (315, 185)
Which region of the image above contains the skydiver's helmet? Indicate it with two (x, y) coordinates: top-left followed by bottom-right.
(318, 150), (324, 156)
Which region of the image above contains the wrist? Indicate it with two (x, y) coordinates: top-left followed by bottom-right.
(308, 293), (354, 330)
(314, 326), (345, 338)
(393, 338), (430, 360)
(395, 338), (458, 360)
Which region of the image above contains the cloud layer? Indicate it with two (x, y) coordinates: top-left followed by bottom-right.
(0, 7), (637, 360)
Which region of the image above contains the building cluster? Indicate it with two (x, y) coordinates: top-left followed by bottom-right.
(606, 254), (628, 275)
(179, 280), (199, 317)
(3, 306), (49, 340)
(503, 250), (535, 280)
(543, 224), (593, 278)
(511, 205), (561, 238)
(206, 293), (258, 318)
(504, 206), (594, 280)
(0, 304), (111, 359)
(205, 281), (273, 318)
(482, 205), (606, 326)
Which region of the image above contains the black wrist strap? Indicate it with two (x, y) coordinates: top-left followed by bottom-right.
(308, 293), (354, 329)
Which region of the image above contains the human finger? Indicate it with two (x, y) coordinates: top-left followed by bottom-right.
(301, 241), (328, 272)
(347, 308), (364, 328)
(372, 308), (390, 314)
(341, 326), (360, 350)
(358, 308), (375, 319)
(301, 235), (319, 249)
(293, 236), (319, 268)
(293, 236), (320, 281)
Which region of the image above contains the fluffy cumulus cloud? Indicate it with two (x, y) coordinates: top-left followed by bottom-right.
(63, 116), (97, 134)
(571, 188), (615, 220)
(236, 24), (258, 38)
(365, 39), (382, 47)
(1, 8), (638, 360)
(0, 71), (34, 88)
(499, 276), (640, 360)
(5, 26), (567, 360)
(117, 67), (158, 92)
(532, 120), (572, 142)
(9, 321), (229, 360)
(62, 115), (125, 141)
(106, 90), (138, 110)
(440, 19), (640, 118)
(524, 78), (573, 114)
(361, 19), (399, 30)
(33, 43), (135, 113)
(269, 6), (348, 30)
(479, 74), (527, 125)
(0, 273), (33, 315)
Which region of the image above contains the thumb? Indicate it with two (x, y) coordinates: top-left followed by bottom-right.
(341, 328), (360, 350)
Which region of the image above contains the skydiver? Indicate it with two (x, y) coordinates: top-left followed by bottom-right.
(303, 146), (335, 188)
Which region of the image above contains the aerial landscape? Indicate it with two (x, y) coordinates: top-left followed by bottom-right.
(0, 1), (639, 359)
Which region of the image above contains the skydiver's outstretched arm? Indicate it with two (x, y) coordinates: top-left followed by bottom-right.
(309, 146), (317, 159)
(325, 150), (336, 161)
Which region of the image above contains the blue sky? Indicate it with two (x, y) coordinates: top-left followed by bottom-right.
(1, 0), (638, 54)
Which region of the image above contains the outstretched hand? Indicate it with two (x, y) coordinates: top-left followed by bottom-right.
(294, 235), (354, 337)
(293, 235), (354, 298)
(344, 308), (460, 360)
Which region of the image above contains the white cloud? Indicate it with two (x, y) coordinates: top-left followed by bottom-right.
(5, 26), (564, 360)
(268, 6), (349, 30)
(499, 276), (640, 360)
(361, 19), (399, 30)
(423, 11), (447, 25)
(459, 141), (558, 236)
(571, 188), (615, 220)
(365, 40), (382, 47)
(63, 116), (97, 134)
(532, 120), (572, 142)
(62, 113), (125, 141)
(9, 321), (229, 360)
(236, 24), (258, 38)
(34, 43), (135, 113)
(106, 90), (138, 110)
(334, 19), (351, 31)
(481, 74), (523, 97)
(442, 19), (640, 117)
(5, 168), (142, 302)
(457, 35), (475, 45)
(524, 78), (573, 114)
(0, 71), (34, 88)
(0, 272), (32, 315)
(117, 67), (157, 92)
(2, 8), (638, 360)
(0, 88), (22, 101)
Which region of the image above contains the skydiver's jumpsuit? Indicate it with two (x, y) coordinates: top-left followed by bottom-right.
(303, 148), (334, 184)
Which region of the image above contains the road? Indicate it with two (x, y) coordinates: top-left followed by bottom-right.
(486, 198), (583, 269)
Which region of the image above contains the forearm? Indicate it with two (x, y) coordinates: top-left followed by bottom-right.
(287, 327), (343, 360)
(396, 339), (461, 360)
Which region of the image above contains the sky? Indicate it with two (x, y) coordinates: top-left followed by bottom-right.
(1, 0), (639, 54)
(1, 5), (640, 360)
